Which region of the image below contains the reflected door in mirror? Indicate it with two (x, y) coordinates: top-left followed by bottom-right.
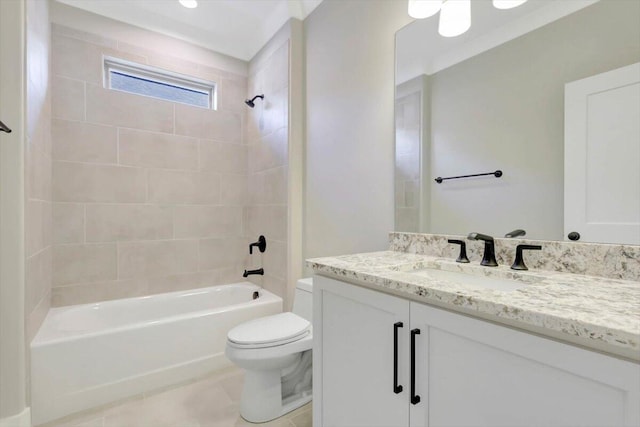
(564, 62), (640, 245)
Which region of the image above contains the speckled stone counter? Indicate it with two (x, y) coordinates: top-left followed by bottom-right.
(307, 250), (640, 362)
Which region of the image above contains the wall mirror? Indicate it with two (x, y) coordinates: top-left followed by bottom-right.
(394, 0), (640, 244)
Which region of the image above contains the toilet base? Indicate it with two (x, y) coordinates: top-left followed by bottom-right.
(240, 387), (312, 424)
(239, 351), (313, 423)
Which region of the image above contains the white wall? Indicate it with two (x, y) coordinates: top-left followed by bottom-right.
(304, 0), (411, 268)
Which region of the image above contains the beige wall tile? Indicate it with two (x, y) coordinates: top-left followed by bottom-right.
(119, 129), (198, 170)
(51, 278), (149, 307)
(248, 126), (288, 173)
(27, 291), (51, 343)
(175, 104), (241, 143)
(245, 96), (261, 144)
(147, 170), (220, 204)
(26, 200), (52, 257)
(199, 140), (247, 173)
(263, 239), (287, 281)
(29, 90), (52, 157)
(249, 167), (287, 205)
(246, 87), (287, 142)
(146, 53), (203, 79)
(199, 238), (247, 271)
(86, 204), (173, 243)
(47, 24), (254, 305)
(52, 23), (119, 49)
(216, 266), (246, 285)
(53, 161), (147, 203)
(174, 206), (243, 239)
(26, 142), (53, 201)
(52, 76), (84, 121)
(245, 206), (287, 242)
(26, 247), (52, 316)
(262, 86), (288, 137)
(85, 84), (174, 133)
(118, 240), (198, 279)
(264, 42), (289, 94)
(53, 203), (85, 244)
(52, 35), (103, 85)
(52, 119), (117, 164)
(53, 243), (117, 286)
(217, 77), (248, 113)
(220, 174), (248, 206)
(262, 274), (287, 305)
(146, 271), (219, 295)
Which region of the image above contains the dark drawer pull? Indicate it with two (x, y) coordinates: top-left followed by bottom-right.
(411, 328), (421, 405)
(393, 322), (403, 394)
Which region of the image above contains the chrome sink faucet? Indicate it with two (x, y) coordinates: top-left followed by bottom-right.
(467, 232), (498, 267)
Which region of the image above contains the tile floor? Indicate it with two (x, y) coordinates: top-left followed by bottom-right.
(41, 367), (312, 427)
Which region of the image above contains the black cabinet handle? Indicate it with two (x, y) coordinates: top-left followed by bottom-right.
(393, 322), (403, 394)
(410, 328), (421, 405)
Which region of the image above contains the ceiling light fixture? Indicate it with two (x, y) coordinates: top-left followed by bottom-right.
(408, 0), (442, 19)
(492, 0), (528, 9)
(408, 0), (528, 37)
(179, 0), (198, 8)
(438, 0), (471, 38)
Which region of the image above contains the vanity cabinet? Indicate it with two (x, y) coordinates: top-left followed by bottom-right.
(313, 275), (640, 427)
(313, 274), (410, 427)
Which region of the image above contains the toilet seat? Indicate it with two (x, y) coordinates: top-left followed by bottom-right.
(227, 312), (311, 349)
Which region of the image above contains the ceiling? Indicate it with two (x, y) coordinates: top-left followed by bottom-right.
(55, 0), (323, 61)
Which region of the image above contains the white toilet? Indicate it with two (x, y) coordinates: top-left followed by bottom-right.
(225, 278), (313, 423)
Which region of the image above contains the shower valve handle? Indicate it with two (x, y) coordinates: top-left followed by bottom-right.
(249, 235), (267, 254)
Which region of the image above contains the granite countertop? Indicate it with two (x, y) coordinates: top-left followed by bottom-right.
(307, 251), (640, 361)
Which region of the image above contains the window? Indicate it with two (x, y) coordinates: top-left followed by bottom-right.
(104, 57), (216, 109)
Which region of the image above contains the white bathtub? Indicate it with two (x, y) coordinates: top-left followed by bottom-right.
(30, 283), (282, 425)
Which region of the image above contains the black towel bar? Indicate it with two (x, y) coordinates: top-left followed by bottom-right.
(435, 170), (502, 184)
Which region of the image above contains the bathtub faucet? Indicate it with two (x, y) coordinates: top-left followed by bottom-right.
(243, 268), (264, 278)
(249, 235), (267, 254)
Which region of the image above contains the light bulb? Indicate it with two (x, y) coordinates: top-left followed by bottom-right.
(179, 0), (198, 8)
(408, 0), (442, 19)
(438, 0), (471, 37)
(492, 0), (527, 9)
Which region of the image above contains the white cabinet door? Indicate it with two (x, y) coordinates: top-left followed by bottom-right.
(313, 276), (410, 427)
(564, 62), (640, 244)
(410, 302), (640, 427)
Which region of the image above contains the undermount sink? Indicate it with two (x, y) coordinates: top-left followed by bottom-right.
(411, 268), (527, 292)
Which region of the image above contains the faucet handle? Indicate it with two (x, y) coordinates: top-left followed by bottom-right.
(511, 244), (542, 271)
(505, 229), (526, 238)
(249, 235), (266, 254)
(448, 239), (470, 263)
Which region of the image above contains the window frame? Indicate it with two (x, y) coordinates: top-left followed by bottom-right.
(103, 56), (217, 109)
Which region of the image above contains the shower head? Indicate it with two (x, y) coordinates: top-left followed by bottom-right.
(245, 94), (264, 108)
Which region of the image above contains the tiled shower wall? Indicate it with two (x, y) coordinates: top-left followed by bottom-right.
(395, 90), (421, 232)
(50, 24), (251, 306)
(245, 37), (290, 306)
(26, 0), (52, 340)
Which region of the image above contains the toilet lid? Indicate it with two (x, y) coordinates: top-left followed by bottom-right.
(228, 312), (311, 346)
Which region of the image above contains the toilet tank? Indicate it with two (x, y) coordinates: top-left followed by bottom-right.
(291, 278), (313, 322)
